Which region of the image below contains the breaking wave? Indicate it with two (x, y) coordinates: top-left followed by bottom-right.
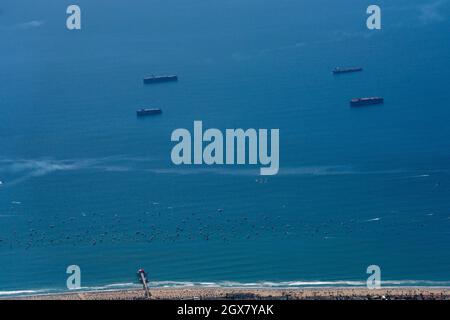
(4, 279), (450, 298)
(143, 279), (450, 288)
(0, 289), (55, 297)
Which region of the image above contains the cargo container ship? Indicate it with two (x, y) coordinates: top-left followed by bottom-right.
(143, 75), (178, 84)
(332, 67), (363, 74)
(350, 97), (384, 107)
(136, 108), (162, 116)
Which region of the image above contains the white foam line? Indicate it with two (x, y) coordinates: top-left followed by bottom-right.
(4, 279), (450, 297)
(84, 279), (450, 289)
(0, 289), (53, 296)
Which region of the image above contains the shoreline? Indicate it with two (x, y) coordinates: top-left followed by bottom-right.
(10, 286), (450, 300)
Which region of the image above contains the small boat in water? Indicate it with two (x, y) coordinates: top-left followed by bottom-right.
(333, 67), (363, 74)
(143, 75), (178, 84)
(350, 97), (384, 107)
(137, 108), (162, 116)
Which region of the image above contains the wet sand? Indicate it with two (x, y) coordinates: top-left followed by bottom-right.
(16, 287), (450, 300)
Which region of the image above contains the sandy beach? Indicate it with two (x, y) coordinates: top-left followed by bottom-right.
(15, 287), (450, 300)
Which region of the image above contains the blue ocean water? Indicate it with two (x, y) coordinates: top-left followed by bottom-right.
(1, 0), (450, 295)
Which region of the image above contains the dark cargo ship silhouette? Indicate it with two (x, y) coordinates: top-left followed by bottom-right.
(333, 67), (363, 74)
(136, 108), (162, 116)
(143, 74), (178, 84)
(350, 97), (384, 107)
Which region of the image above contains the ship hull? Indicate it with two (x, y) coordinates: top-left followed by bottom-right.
(350, 98), (384, 107)
(137, 109), (162, 116)
(143, 75), (178, 84)
(333, 68), (363, 74)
